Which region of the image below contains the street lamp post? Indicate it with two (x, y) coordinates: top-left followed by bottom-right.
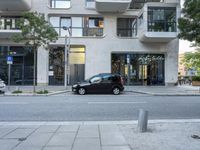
(63, 26), (71, 87)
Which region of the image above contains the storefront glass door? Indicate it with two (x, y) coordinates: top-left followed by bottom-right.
(112, 53), (165, 86)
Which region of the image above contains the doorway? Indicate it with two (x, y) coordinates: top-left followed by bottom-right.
(49, 46), (85, 85)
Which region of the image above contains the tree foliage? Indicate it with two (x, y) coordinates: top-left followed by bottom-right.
(182, 49), (200, 75)
(13, 11), (58, 48)
(178, 0), (200, 45)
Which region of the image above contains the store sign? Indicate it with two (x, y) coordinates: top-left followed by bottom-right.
(7, 56), (13, 64)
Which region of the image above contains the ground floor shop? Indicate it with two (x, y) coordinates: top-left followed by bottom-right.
(111, 53), (165, 85)
(0, 45), (176, 86)
(0, 46), (34, 85)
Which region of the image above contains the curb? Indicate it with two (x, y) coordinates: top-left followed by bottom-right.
(1, 119), (200, 126)
(1, 90), (200, 96)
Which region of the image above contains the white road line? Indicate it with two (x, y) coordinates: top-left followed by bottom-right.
(88, 101), (146, 104)
(0, 102), (28, 105)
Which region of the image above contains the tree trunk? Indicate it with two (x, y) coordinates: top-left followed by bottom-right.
(33, 48), (36, 93)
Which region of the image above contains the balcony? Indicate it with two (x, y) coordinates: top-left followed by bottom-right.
(139, 21), (177, 42)
(0, 0), (31, 11)
(0, 17), (21, 38)
(95, 0), (131, 13)
(139, 31), (177, 42)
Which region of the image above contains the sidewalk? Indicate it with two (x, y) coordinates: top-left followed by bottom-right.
(1, 120), (200, 150)
(126, 85), (200, 96)
(1, 85), (200, 96)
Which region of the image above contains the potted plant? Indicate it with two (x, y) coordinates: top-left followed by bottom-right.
(192, 76), (200, 86)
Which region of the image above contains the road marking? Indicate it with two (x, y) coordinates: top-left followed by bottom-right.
(88, 101), (146, 104)
(0, 102), (28, 105)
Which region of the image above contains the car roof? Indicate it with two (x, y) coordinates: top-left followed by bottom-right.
(98, 73), (120, 76)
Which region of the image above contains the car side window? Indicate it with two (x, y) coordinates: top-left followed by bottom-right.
(112, 76), (118, 82)
(90, 76), (102, 83)
(102, 75), (112, 83)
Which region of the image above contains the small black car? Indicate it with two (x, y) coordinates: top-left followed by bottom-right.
(72, 73), (124, 95)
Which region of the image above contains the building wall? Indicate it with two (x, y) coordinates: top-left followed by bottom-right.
(0, 0), (181, 86)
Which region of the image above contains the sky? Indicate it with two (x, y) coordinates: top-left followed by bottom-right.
(179, 0), (196, 53)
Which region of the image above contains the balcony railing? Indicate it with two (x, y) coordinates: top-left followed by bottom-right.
(52, 27), (104, 37)
(95, 0), (132, 13)
(148, 21), (176, 32)
(0, 18), (20, 30)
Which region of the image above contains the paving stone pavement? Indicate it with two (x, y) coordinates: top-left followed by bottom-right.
(0, 121), (200, 150)
(0, 123), (131, 150)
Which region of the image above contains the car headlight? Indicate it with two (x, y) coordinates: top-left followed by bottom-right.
(72, 84), (78, 88)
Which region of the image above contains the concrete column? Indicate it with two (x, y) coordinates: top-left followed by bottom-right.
(165, 39), (179, 86)
(37, 47), (49, 86)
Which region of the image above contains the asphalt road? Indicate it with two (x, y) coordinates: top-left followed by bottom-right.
(0, 92), (200, 121)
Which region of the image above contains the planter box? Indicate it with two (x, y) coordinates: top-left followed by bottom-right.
(192, 81), (200, 86)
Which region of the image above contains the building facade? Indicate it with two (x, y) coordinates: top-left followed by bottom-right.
(0, 0), (181, 86)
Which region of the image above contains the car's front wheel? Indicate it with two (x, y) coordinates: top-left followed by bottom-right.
(112, 87), (120, 95)
(78, 88), (86, 95)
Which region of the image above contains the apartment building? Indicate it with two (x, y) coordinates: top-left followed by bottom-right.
(0, 0), (181, 86)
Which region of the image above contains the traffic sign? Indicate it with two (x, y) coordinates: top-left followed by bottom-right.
(7, 56), (13, 64)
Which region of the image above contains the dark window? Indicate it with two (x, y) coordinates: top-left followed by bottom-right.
(112, 53), (165, 86)
(0, 46), (34, 85)
(117, 18), (137, 37)
(148, 7), (176, 32)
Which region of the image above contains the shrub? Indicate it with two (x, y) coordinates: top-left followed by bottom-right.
(12, 90), (23, 94)
(192, 76), (200, 81)
(36, 90), (48, 94)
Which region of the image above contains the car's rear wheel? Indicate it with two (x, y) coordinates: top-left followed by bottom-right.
(78, 88), (86, 95)
(112, 87), (120, 95)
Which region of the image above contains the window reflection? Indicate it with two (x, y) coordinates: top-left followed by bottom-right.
(49, 16), (104, 37)
(86, 0), (95, 8)
(0, 46), (34, 85)
(50, 0), (71, 9)
(148, 7), (176, 32)
(112, 53), (165, 85)
(117, 18), (137, 37)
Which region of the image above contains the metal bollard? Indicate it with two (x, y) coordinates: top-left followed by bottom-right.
(138, 109), (148, 132)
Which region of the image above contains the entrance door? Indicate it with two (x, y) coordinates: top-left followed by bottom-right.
(69, 64), (85, 84)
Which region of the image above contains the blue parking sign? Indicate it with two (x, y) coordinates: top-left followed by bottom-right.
(7, 56), (13, 64)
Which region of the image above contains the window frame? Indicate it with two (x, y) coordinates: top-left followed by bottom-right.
(117, 18), (137, 38)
